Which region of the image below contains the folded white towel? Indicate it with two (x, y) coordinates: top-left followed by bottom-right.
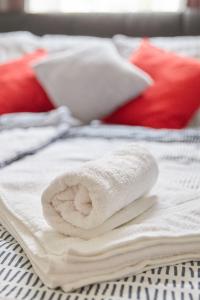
(0, 138), (200, 292)
(42, 144), (158, 238)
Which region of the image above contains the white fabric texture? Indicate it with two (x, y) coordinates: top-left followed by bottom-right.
(113, 34), (200, 59)
(0, 31), (108, 63)
(0, 106), (80, 131)
(33, 41), (152, 122)
(42, 144), (158, 239)
(0, 138), (200, 292)
(1, 31), (200, 63)
(0, 107), (79, 165)
(0, 31), (41, 63)
(0, 127), (58, 164)
(40, 34), (110, 53)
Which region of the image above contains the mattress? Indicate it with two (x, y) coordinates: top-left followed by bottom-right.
(0, 122), (200, 299)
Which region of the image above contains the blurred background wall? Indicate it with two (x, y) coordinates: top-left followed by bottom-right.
(0, 0), (199, 13)
(0, 0), (24, 12)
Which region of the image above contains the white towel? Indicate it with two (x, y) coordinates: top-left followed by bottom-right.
(0, 138), (200, 292)
(42, 144), (158, 239)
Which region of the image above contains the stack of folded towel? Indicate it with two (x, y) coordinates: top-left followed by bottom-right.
(0, 140), (200, 292)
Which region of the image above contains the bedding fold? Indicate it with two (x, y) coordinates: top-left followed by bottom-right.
(42, 144), (158, 239)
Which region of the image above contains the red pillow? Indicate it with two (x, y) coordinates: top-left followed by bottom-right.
(104, 40), (200, 129)
(0, 49), (54, 115)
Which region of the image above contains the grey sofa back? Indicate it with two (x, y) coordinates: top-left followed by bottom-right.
(0, 10), (200, 37)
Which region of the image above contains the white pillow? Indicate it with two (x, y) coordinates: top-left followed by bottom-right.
(113, 35), (200, 59)
(0, 31), (41, 63)
(40, 34), (110, 53)
(34, 41), (152, 123)
(0, 31), (111, 63)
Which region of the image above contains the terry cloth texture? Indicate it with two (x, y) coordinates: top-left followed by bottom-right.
(0, 133), (199, 292)
(42, 144), (158, 239)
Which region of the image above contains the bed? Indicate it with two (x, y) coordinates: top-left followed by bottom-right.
(0, 11), (200, 300)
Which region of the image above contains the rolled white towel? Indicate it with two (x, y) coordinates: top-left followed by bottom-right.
(42, 144), (158, 239)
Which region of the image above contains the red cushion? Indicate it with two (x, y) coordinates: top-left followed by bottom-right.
(104, 40), (200, 129)
(0, 49), (54, 115)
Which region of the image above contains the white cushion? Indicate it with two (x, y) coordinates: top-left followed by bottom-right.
(34, 41), (152, 123)
(0, 31), (41, 63)
(0, 31), (110, 63)
(40, 34), (110, 53)
(113, 35), (200, 59)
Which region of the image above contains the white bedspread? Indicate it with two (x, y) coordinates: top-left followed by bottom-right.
(0, 127), (59, 165)
(0, 137), (200, 292)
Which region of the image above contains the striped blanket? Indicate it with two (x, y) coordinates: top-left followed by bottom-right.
(0, 123), (200, 300)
